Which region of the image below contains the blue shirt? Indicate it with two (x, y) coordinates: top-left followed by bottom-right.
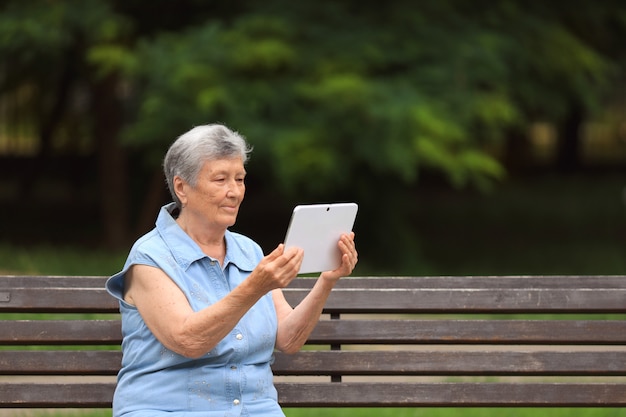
(106, 203), (283, 417)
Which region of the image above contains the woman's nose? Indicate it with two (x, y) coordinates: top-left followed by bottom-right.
(227, 180), (243, 197)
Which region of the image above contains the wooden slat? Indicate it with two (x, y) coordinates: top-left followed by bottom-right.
(276, 382), (626, 407)
(284, 288), (626, 313)
(5, 349), (624, 377)
(5, 286), (624, 314)
(0, 275), (626, 290)
(272, 350), (626, 376)
(0, 383), (115, 408)
(0, 320), (122, 345)
(1, 382), (624, 408)
(0, 351), (121, 375)
(289, 275), (626, 290)
(2, 275), (625, 290)
(2, 286), (624, 314)
(0, 288), (118, 313)
(2, 319), (624, 346)
(308, 319), (626, 345)
(2, 276), (625, 313)
(0, 275), (108, 288)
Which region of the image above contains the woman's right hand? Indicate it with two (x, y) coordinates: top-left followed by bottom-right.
(250, 244), (303, 293)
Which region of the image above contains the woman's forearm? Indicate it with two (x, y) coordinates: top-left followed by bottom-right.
(274, 276), (337, 354)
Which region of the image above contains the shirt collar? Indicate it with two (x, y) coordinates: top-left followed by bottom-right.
(156, 203), (256, 272)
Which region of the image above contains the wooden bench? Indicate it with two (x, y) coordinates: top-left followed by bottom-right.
(1, 274), (625, 409)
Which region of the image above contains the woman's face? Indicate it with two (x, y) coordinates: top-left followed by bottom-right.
(176, 157), (246, 230)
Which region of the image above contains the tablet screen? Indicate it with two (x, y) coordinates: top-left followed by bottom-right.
(283, 203), (358, 274)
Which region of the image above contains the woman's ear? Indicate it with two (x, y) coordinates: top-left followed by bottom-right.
(173, 176), (187, 207)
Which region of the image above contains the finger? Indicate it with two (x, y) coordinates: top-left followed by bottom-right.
(265, 248), (303, 282)
(334, 254), (353, 276)
(271, 246), (301, 269)
(340, 233), (355, 248)
(282, 246), (302, 258)
(275, 248), (304, 285)
(283, 247), (304, 270)
(338, 238), (356, 256)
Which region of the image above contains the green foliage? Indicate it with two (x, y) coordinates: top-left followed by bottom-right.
(284, 408), (626, 417)
(0, 0), (131, 155)
(1, 0), (625, 269)
(120, 6), (516, 196)
(113, 0), (623, 206)
(0, 0), (129, 74)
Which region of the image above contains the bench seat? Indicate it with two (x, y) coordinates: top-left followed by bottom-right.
(1, 275), (625, 408)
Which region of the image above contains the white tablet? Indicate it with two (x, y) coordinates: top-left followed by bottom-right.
(283, 203), (358, 274)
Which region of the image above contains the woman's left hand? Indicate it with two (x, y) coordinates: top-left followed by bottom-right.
(273, 232), (357, 353)
(320, 232), (358, 283)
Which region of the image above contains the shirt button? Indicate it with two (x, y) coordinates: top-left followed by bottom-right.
(230, 365), (237, 370)
(233, 399), (240, 406)
(209, 260), (216, 266)
(235, 333), (243, 340)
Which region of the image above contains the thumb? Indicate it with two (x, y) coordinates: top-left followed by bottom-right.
(266, 243), (285, 260)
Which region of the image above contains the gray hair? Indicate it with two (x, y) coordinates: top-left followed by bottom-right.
(163, 124), (252, 207)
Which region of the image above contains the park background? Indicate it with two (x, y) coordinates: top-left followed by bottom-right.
(0, 1), (625, 416)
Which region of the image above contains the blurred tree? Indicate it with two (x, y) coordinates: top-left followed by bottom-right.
(0, 0), (624, 268)
(115, 2), (513, 263)
(118, 0), (624, 264)
(122, 2), (513, 192)
(550, 0), (626, 172)
(485, 1), (623, 172)
(0, 0), (133, 247)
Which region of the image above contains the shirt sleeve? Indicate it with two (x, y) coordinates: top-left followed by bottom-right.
(105, 243), (160, 302)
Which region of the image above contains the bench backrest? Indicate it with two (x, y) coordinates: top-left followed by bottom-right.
(1, 275), (626, 408)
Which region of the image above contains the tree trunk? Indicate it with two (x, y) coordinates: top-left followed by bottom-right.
(91, 72), (129, 249)
(503, 128), (533, 174)
(135, 168), (169, 237)
(556, 102), (584, 173)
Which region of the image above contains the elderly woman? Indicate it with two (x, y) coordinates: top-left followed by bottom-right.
(106, 124), (358, 417)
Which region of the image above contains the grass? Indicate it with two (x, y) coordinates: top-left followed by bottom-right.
(411, 173), (626, 276)
(2, 411), (113, 417)
(4, 407), (626, 417)
(0, 243), (127, 276)
(284, 409), (626, 417)
(8, 407), (626, 417)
